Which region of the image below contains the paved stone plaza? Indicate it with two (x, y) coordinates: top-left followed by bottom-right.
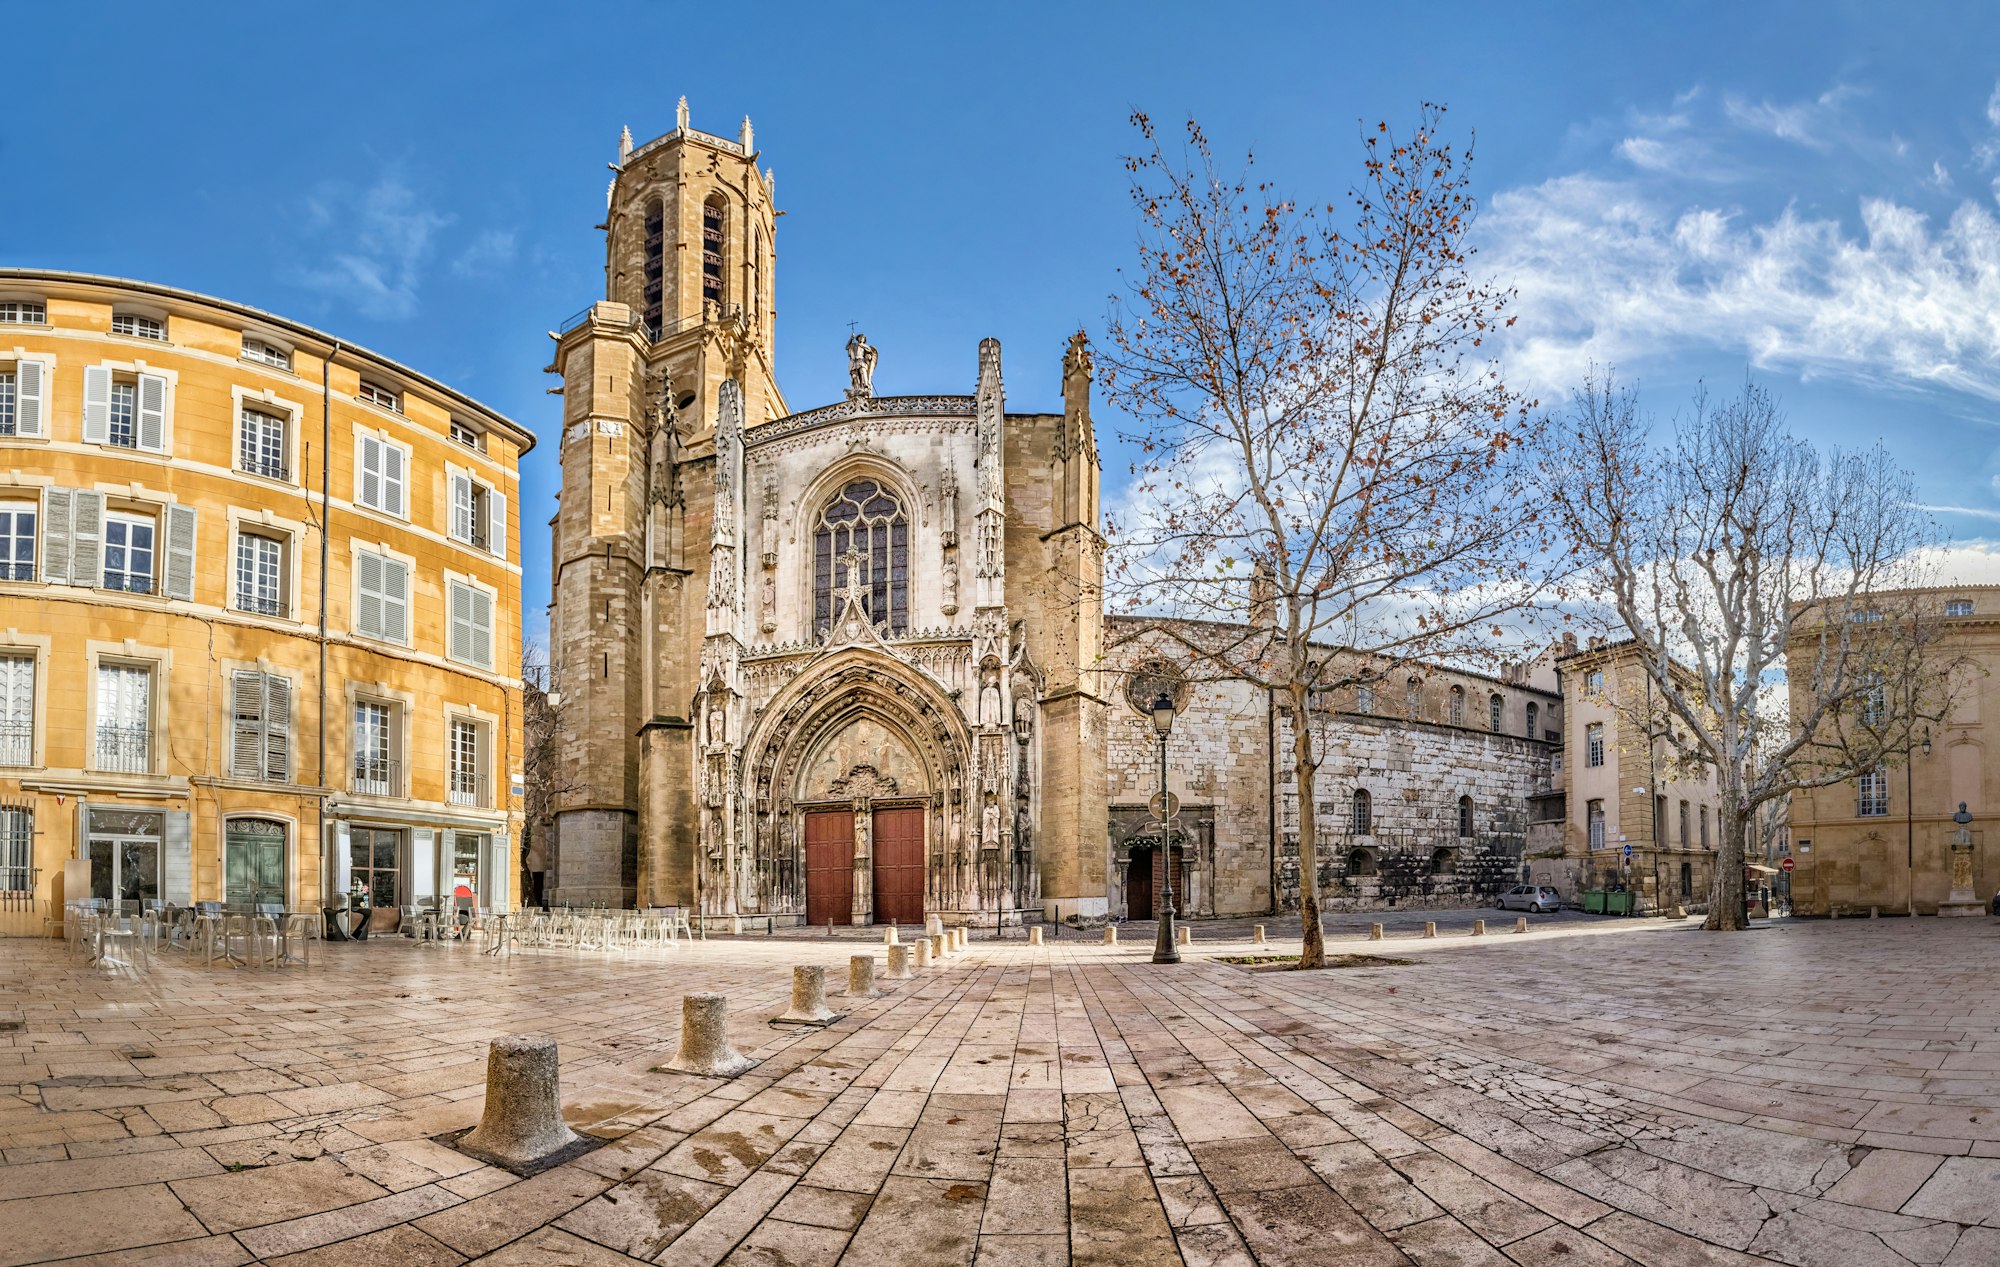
(2, 916), (1997, 1266)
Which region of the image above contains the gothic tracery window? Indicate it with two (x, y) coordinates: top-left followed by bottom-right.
(702, 195), (727, 312)
(814, 479), (909, 638)
(643, 199), (664, 340)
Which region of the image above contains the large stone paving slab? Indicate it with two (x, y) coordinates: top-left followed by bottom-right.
(0, 916), (1996, 1263)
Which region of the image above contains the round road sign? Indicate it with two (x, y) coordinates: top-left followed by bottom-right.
(1780, 857), (1795, 873)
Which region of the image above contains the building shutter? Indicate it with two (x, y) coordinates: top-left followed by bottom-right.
(382, 442), (405, 516)
(331, 821), (352, 896)
(13, 359), (43, 437)
(449, 471), (472, 541)
(471, 587), (494, 668)
(355, 550), (384, 639)
(162, 504), (197, 600)
(263, 673), (291, 782)
(81, 366), (111, 444)
(358, 435), (382, 509)
(487, 490), (506, 559)
(448, 581), (472, 663)
(410, 825), (436, 904)
(40, 487), (71, 585)
(380, 556), (409, 643)
(137, 373), (168, 452)
(162, 809), (192, 905)
(489, 834), (511, 912)
(228, 669), (265, 779)
(68, 490), (104, 588)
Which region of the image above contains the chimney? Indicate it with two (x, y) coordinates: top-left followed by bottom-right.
(1249, 560), (1277, 629)
(1561, 631), (1577, 656)
(1588, 635), (1605, 651)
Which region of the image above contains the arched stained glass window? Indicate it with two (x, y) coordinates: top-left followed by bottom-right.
(814, 479), (909, 638)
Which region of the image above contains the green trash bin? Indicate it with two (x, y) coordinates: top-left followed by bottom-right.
(1606, 891), (1633, 916)
(1583, 890), (1607, 913)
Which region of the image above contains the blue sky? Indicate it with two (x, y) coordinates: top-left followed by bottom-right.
(12, 2), (2000, 643)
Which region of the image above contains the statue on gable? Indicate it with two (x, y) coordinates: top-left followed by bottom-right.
(845, 332), (877, 399)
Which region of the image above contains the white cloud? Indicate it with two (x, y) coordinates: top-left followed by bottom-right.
(451, 228), (518, 280)
(291, 174), (454, 320)
(1721, 86), (1855, 150)
(1987, 80), (2000, 128)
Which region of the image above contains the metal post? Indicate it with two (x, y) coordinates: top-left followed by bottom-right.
(1152, 723), (1180, 965)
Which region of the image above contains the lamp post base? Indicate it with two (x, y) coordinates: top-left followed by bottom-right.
(1152, 912), (1181, 964)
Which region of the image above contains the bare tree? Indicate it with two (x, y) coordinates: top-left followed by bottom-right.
(1555, 375), (1956, 930)
(1102, 107), (1569, 968)
(520, 639), (578, 908)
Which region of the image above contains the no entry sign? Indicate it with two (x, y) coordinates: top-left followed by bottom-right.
(1780, 857), (1795, 873)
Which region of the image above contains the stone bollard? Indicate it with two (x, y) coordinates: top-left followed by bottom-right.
(848, 955), (877, 998)
(1252, 925), (1265, 944)
(914, 938), (933, 968)
(931, 933), (949, 961)
(885, 944), (913, 979)
(884, 925), (899, 946)
(1423, 922), (1437, 939)
(1472, 920), (1486, 936)
(1369, 923), (1383, 941)
(926, 915), (943, 937)
(775, 965), (843, 1026)
(1514, 916), (1528, 934)
(1870, 906), (1880, 919)
(458, 1035), (582, 1170)
(666, 994), (757, 1078)
(1028, 926), (1043, 946)
(728, 914), (743, 935)
(1176, 924), (1191, 946)
(1104, 925), (1118, 945)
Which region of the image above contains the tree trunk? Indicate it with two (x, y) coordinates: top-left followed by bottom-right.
(1703, 798), (1751, 931)
(1289, 686), (1326, 968)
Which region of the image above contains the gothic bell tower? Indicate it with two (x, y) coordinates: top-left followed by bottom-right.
(546, 100), (785, 908)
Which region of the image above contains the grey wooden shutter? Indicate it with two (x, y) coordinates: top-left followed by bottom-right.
(448, 581), (472, 663)
(331, 821), (352, 896)
(263, 673), (291, 782)
(411, 826), (436, 902)
(449, 472), (472, 541)
(358, 435), (382, 509)
(382, 442), (406, 516)
(13, 359), (43, 437)
(81, 366), (111, 444)
(162, 504), (197, 600)
(471, 587), (494, 668)
(228, 670), (265, 779)
(40, 487), (71, 585)
(137, 373), (168, 452)
(162, 810), (192, 905)
(380, 557), (409, 643)
(68, 490), (104, 588)
(488, 489), (506, 559)
(355, 551), (383, 639)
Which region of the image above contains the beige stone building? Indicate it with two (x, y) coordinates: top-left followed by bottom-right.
(1788, 586), (2000, 916)
(1534, 636), (1725, 911)
(0, 271), (531, 934)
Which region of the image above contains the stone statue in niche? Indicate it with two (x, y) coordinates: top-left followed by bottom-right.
(982, 798), (1001, 850)
(707, 699), (728, 747)
(979, 664), (1003, 728)
(760, 570), (776, 633)
(845, 332), (877, 399)
(941, 552), (959, 615)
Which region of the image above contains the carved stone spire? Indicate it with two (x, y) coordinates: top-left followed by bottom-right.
(973, 339), (1006, 592)
(618, 125), (633, 165)
(676, 95), (690, 131)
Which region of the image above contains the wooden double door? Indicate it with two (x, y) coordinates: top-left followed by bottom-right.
(1126, 846), (1186, 921)
(804, 806), (925, 926)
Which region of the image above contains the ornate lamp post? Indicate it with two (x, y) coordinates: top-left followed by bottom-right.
(1150, 691), (1180, 965)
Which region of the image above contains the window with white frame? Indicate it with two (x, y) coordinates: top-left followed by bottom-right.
(1489, 693), (1503, 732)
(0, 359), (44, 439)
(1351, 788), (1372, 835)
(235, 530), (285, 616)
(447, 579), (495, 668)
(111, 312), (165, 340)
(0, 366), (13, 437)
(1447, 685), (1464, 726)
(1859, 673), (1886, 727)
(354, 549), (410, 644)
(1858, 767), (1889, 817)
(1587, 799), (1605, 850)
(355, 433), (407, 516)
(1585, 722), (1605, 767)
(227, 670), (291, 782)
(239, 407), (289, 481)
(0, 502), (34, 581)
(352, 699), (395, 795)
(241, 336), (291, 370)
(358, 379), (402, 413)
(108, 378), (137, 448)
(1699, 806), (1710, 849)
(0, 301), (46, 324)
(0, 653), (32, 766)
(1584, 669), (1603, 694)
(103, 511), (155, 593)
(95, 662), (151, 773)
(450, 418), (483, 450)
(1356, 683), (1374, 714)
(83, 366), (167, 452)
(0, 805), (28, 892)
(448, 471), (506, 556)
(1947, 598), (1975, 617)
(449, 717), (483, 806)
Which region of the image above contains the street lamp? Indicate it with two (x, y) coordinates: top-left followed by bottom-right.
(1150, 691), (1180, 965)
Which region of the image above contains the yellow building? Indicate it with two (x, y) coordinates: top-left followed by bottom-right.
(0, 270), (532, 934)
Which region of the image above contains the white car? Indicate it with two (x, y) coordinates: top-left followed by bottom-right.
(1496, 884), (1562, 913)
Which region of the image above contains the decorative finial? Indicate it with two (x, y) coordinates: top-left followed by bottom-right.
(741, 115), (754, 152)
(676, 96), (690, 131)
(618, 125), (633, 163)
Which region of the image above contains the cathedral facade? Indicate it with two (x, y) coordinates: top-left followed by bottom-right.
(545, 107), (1568, 926)
(546, 106), (1108, 925)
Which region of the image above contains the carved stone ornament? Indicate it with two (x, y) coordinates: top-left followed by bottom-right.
(845, 332), (878, 399)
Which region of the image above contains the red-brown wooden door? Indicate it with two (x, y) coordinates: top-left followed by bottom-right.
(1127, 848), (1154, 920)
(871, 807), (926, 926)
(805, 810), (854, 928)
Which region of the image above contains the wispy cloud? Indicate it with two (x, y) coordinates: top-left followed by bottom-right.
(451, 228), (518, 280)
(1720, 85), (1857, 150)
(291, 172), (454, 320)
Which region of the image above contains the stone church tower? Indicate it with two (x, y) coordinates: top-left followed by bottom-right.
(546, 104), (1110, 925)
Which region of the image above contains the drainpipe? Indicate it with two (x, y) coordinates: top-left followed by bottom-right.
(1267, 685), (1278, 915)
(319, 344), (339, 902)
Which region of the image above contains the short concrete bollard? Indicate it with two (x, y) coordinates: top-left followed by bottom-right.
(728, 914), (743, 935)
(885, 944), (913, 979)
(931, 933), (949, 960)
(1104, 925), (1118, 945)
(914, 938), (933, 968)
(1369, 923), (1383, 941)
(1423, 921), (1437, 939)
(955, 928), (968, 951)
(1252, 925), (1265, 944)
(1870, 906), (1880, 919)
(458, 1035), (582, 1171)
(775, 965), (843, 1026)
(1514, 916), (1528, 933)
(926, 915), (943, 937)
(1472, 920), (1486, 936)
(1028, 926), (1043, 946)
(848, 954), (877, 998)
(1176, 924), (1191, 946)
(884, 926), (899, 946)
(666, 994), (757, 1078)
